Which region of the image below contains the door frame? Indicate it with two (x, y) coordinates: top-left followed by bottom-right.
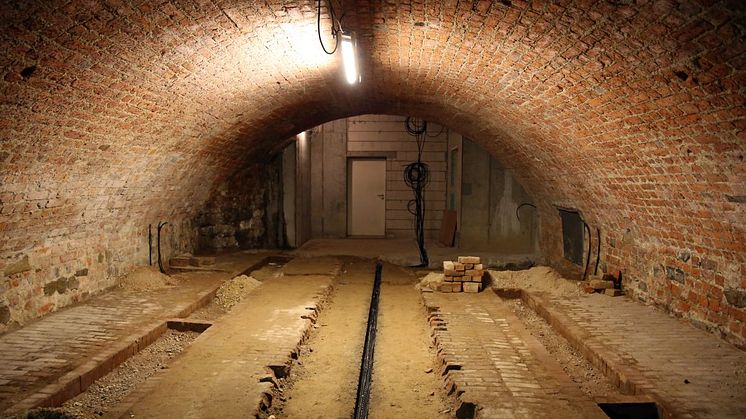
(346, 157), (387, 237)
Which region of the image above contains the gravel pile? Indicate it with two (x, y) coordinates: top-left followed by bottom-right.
(118, 266), (177, 291)
(214, 275), (262, 310)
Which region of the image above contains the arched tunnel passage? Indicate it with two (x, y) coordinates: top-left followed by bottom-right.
(0, 0), (745, 417)
(195, 114), (542, 268)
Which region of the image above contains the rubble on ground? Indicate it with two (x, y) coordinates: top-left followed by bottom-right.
(119, 266), (177, 291)
(214, 275), (262, 310)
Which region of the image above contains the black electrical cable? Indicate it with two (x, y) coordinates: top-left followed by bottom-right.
(404, 117), (430, 267)
(405, 116), (427, 136)
(594, 227), (601, 275)
(353, 261), (383, 419)
(582, 221), (591, 281)
(317, 0), (340, 54)
(515, 202), (537, 221)
(157, 221), (168, 274)
(425, 124), (445, 138)
(148, 224), (152, 266)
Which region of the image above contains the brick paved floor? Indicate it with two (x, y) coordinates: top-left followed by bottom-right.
(422, 291), (607, 419)
(0, 252), (270, 414)
(120, 271), (336, 418)
(527, 292), (746, 419)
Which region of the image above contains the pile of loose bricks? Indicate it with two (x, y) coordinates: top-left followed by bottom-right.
(441, 256), (484, 293)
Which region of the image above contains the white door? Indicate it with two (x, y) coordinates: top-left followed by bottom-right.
(349, 159), (386, 236)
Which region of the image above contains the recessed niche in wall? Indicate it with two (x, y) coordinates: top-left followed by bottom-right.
(559, 209), (583, 266)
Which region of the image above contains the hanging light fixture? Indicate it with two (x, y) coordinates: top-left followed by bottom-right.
(340, 33), (359, 84)
(317, 0), (360, 84)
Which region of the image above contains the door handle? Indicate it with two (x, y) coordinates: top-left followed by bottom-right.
(377, 194), (385, 200)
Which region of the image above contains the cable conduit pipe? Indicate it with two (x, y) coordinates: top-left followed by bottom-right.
(157, 221), (168, 274)
(582, 221), (591, 281)
(594, 227), (601, 275)
(148, 224), (153, 266)
(353, 261), (383, 419)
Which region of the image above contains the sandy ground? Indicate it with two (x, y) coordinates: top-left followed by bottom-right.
(294, 238), (537, 269)
(118, 266), (177, 291)
(27, 265), (270, 418)
(268, 258), (450, 418)
(188, 261), (286, 321)
(269, 259), (370, 418)
(489, 266), (584, 296)
(250, 263), (284, 281)
(489, 266), (619, 398)
(370, 263), (451, 419)
(124, 274), (334, 418)
(213, 274), (261, 310)
(282, 256), (342, 276)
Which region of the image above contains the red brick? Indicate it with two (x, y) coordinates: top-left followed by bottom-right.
(0, 0), (741, 348)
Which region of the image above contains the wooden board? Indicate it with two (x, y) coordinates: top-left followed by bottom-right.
(438, 210), (457, 247)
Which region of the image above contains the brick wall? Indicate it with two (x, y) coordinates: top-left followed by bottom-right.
(0, 219), (196, 334)
(0, 1), (743, 345)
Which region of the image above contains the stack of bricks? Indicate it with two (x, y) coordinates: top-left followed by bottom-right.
(442, 256), (484, 293)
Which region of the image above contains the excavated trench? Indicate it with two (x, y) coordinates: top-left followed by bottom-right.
(15, 256), (293, 419)
(11, 256), (662, 419)
(16, 256), (453, 419)
(264, 258), (452, 419)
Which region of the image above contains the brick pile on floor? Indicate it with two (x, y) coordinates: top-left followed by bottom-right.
(440, 256), (483, 293)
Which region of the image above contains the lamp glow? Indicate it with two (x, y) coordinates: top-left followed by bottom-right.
(340, 33), (359, 84)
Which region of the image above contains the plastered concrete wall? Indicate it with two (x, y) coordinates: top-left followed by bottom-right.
(298, 115), (448, 239)
(310, 120), (348, 238)
(282, 143), (297, 248)
(295, 132), (312, 247)
(348, 115), (448, 239)
(460, 139), (538, 253)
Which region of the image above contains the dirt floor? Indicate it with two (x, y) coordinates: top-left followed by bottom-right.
(213, 274), (262, 310)
(371, 263), (451, 419)
(267, 258), (451, 419)
(25, 264), (272, 418)
(16, 259), (610, 418)
(505, 298), (621, 399)
(249, 263), (284, 281)
(124, 273), (334, 418)
(488, 266), (584, 297)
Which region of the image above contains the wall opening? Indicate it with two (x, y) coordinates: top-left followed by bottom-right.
(559, 209), (584, 266)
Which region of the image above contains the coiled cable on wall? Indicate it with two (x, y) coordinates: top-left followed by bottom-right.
(515, 202), (537, 221)
(403, 117), (430, 267)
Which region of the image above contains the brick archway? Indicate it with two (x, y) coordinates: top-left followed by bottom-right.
(1, 1), (744, 344)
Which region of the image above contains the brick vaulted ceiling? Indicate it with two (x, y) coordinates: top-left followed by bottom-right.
(1, 0), (744, 298)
